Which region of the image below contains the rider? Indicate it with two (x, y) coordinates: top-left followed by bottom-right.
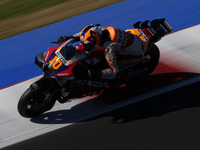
(58, 24), (147, 79)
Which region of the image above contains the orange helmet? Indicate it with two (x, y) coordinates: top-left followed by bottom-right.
(80, 24), (102, 52)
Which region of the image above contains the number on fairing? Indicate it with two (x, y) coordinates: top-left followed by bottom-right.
(49, 56), (62, 70)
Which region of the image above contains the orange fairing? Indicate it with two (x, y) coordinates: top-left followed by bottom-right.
(105, 27), (118, 43)
(126, 29), (148, 49)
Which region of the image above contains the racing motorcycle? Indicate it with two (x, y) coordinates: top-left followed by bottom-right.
(17, 18), (173, 118)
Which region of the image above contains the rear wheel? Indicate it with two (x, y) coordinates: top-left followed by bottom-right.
(126, 44), (160, 84)
(144, 44), (160, 74)
(17, 87), (56, 118)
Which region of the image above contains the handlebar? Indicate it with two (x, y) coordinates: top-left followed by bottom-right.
(51, 38), (76, 45)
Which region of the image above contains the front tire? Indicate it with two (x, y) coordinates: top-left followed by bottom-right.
(17, 87), (56, 118)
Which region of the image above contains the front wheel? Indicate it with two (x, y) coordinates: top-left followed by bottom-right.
(17, 87), (56, 118)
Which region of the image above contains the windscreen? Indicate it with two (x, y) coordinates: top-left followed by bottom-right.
(59, 45), (75, 61)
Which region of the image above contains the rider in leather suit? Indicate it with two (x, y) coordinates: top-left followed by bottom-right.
(58, 24), (148, 79)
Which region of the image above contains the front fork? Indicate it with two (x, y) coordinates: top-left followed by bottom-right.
(31, 76), (61, 101)
(31, 76), (53, 91)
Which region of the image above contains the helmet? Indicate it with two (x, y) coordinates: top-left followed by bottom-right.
(80, 24), (102, 52)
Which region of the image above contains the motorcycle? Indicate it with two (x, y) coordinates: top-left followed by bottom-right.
(17, 18), (173, 118)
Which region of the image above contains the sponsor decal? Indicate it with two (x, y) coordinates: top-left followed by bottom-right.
(117, 29), (123, 43)
(118, 59), (141, 65)
(119, 30), (134, 49)
(74, 80), (108, 88)
(55, 50), (68, 65)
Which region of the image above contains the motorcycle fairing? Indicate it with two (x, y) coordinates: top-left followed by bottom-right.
(69, 79), (108, 92)
(44, 45), (59, 65)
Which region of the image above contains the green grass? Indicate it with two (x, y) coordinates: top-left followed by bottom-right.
(0, 0), (71, 21)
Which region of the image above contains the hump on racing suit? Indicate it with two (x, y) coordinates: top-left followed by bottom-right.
(100, 26), (145, 79)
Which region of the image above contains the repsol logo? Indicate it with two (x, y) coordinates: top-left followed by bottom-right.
(74, 80), (108, 88)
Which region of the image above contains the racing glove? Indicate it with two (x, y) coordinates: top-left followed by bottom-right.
(58, 35), (71, 43)
(58, 35), (80, 44)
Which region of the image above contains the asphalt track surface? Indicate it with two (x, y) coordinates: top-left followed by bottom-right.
(2, 81), (200, 150)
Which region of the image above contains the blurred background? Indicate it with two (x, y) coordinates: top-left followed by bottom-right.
(0, 0), (122, 40)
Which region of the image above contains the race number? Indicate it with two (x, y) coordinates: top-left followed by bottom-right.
(49, 56), (62, 70)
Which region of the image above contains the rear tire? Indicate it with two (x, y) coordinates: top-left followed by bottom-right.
(126, 44), (160, 85)
(17, 87), (56, 118)
(145, 44), (160, 74)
